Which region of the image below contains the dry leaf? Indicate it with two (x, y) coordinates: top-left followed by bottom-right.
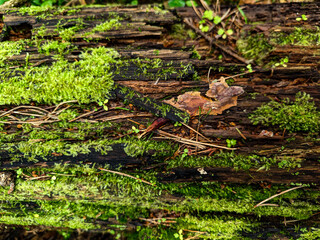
(165, 77), (244, 116)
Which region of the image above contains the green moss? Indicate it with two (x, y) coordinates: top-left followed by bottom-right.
(299, 228), (320, 240)
(236, 33), (273, 64)
(18, 6), (54, 17)
(166, 151), (302, 171)
(0, 164), (318, 235)
(15, 6), (81, 19)
(123, 58), (194, 81)
(84, 15), (122, 39)
(176, 215), (255, 239)
(170, 24), (197, 40)
(0, 41), (25, 67)
(270, 27), (320, 46)
(0, 47), (119, 105)
(0, 116), (176, 161)
(38, 40), (75, 56)
(249, 92), (320, 133)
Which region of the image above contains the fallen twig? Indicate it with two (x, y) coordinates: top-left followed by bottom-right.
(184, 18), (250, 64)
(254, 185), (305, 208)
(157, 130), (236, 150)
(99, 168), (155, 186)
(235, 127), (247, 140)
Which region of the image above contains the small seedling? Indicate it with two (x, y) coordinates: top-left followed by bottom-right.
(296, 14), (308, 21)
(274, 57), (289, 68)
(246, 64), (253, 73)
(131, 126), (140, 134)
(226, 139), (237, 148)
(174, 122), (182, 127)
(98, 99), (109, 111)
(217, 28), (233, 39)
(181, 148), (189, 160)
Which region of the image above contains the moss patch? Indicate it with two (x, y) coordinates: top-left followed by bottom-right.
(269, 27), (320, 46)
(0, 165), (318, 237)
(166, 151), (302, 171)
(236, 33), (273, 64)
(0, 41), (25, 67)
(0, 47), (119, 105)
(249, 92), (320, 133)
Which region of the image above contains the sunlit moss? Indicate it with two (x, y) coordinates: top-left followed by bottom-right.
(0, 41), (25, 67)
(166, 151), (302, 171)
(0, 47), (119, 105)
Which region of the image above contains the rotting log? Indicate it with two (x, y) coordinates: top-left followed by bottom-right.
(0, 3), (319, 239)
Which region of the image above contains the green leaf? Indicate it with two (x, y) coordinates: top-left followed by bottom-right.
(0, 0), (8, 5)
(168, 0), (185, 8)
(296, 17), (302, 21)
(186, 0), (197, 7)
(226, 29), (234, 35)
(213, 15), (221, 24)
(237, 6), (248, 24)
(130, 0), (138, 5)
(200, 25), (209, 32)
(301, 14), (308, 21)
(41, 0), (53, 7)
(217, 28), (225, 35)
(203, 10), (214, 21)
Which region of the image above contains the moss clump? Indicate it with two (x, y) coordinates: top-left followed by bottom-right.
(270, 27), (320, 46)
(299, 228), (320, 240)
(170, 24), (197, 40)
(84, 15), (122, 38)
(0, 47), (119, 105)
(166, 151), (301, 171)
(0, 41), (25, 67)
(38, 40), (75, 56)
(16, 6), (81, 19)
(249, 92), (320, 133)
(120, 58), (195, 81)
(236, 33), (273, 64)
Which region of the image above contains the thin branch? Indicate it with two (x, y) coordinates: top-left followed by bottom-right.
(181, 122), (213, 143)
(184, 18), (250, 64)
(254, 185), (305, 208)
(235, 127), (247, 140)
(52, 100), (78, 114)
(0, 106), (49, 118)
(157, 130), (236, 150)
(95, 113), (153, 122)
(99, 168), (155, 186)
(69, 109), (97, 122)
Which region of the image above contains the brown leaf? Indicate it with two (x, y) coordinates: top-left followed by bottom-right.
(165, 78), (244, 116)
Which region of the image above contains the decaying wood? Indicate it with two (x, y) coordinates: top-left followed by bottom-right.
(0, 3), (319, 184)
(0, 3), (319, 237)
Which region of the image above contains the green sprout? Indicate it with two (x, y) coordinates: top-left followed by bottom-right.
(296, 14), (308, 21)
(226, 139), (237, 148)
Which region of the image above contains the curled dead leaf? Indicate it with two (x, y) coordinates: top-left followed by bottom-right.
(164, 77), (244, 116)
